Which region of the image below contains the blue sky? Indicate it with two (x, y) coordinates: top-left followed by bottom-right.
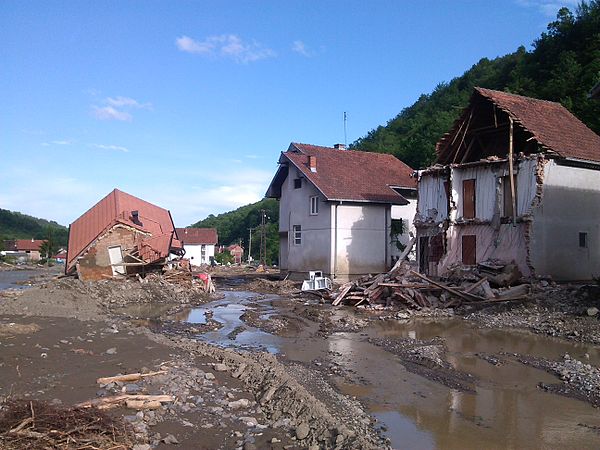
(1, 0), (578, 227)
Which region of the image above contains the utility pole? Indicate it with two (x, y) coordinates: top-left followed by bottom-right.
(259, 209), (267, 266)
(248, 227), (253, 263)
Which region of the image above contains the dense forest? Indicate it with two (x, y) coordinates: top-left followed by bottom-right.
(190, 3), (600, 262)
(191, 198), (280, 264)
(0, 209), (69, 248)
(352, 2), (600, 169)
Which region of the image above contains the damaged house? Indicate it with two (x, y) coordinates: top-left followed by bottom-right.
(66, 189), (184, 280)
(266, 142), (416, 281)
(416, 87), (600, 281)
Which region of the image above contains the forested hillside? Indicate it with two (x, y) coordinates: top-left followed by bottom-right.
(191, 198), (279, 264)
(0, 209), (69, 247)
(191, 3), (600, 262)
(352, 2), (600, 169)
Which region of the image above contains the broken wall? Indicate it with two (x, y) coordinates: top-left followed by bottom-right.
(77, 225), (147, 281)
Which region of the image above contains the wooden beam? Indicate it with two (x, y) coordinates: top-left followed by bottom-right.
(508, 117), (517, 226)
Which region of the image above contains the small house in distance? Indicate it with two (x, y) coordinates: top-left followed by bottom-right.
(266, 142), (416, 281)
(66, 189), (184, 280)
(227, 244), (244, 264)
(176, 228), (218, 266)
(2, 239), (45, 262)
(416, 88), (600, 280)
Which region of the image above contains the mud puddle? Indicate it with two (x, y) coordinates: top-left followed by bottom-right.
(176, 291), (600, 450)
(0, 269), (40, 290)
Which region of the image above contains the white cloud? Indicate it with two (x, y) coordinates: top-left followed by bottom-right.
(291, 40), (313, 57)
(514, 0), (579, 16)
(92, 105), (132, 122)
(106, 96), (152, 110)
(41, 139), (73, 146)
(91, 96), (151, 121)
(176, 34), (276, 63)
(90, 143), (129, 153)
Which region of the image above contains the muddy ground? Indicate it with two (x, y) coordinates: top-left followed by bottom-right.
(1, 267), (600, 449)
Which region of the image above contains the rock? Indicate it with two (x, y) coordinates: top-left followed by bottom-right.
(271, 438), (281, 443)
(133, 445), (151, 450)
(228, 398), (250, 409)
(295, 422), (310, 440)
(105, 347), (117, 355)
(587, 307), (598, 317)
(205, 372), (216, 380)
(125, 383), (141, 393)
(162, 434), (179, 444)
(214, 363), (228, 372)
(239, 416), (259, 427)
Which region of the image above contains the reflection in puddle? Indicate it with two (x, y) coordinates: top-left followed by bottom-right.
(176, 291), (600, 450)
(372, 410), (435, 450)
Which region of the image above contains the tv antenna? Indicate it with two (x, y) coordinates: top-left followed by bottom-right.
(343, 111), (348, 147)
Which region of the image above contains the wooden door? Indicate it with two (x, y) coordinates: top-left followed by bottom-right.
(463, 179), (476, 219)
(462, 235), (476, 265)
(108, 245), (125, 276)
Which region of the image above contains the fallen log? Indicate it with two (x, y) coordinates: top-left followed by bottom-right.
(96, 370), (167, 385)
(332, 282), (354, 306)
(75, 394), (174, 410)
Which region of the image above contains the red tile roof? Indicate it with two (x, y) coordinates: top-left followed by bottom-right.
(5, 239), (44, 251)
(268, 143), (416, 204)
(176, 228), (218, 245)
(455, 88), (600, 162)
(66, 189), (177, 272)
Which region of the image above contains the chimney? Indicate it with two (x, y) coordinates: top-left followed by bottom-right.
(333, 143), (346, 150)
(308, 155), (317, 172)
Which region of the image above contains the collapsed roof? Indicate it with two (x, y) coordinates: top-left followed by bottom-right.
(436, 87), (600, 165)
(66, 189), (181, 273)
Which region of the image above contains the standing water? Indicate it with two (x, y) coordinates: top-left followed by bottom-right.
(177, 290), (600, 450)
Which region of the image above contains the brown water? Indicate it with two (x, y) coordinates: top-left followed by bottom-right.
(177, 292), (600, 450)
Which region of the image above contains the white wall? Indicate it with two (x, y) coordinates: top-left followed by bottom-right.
(332, 203), (389, 280)
(184, 244), (215, 266)
(391, 199), (417, 258)
(416, 173), (448, 224)
(278, 166), (332, 274)
(417, 158), (541, 276)
(531, 160), (600, 280)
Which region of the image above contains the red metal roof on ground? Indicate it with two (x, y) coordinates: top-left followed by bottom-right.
(66, 189), (177, 272)
(451, 88), (600, 163)
(175, 228), (218, 245)
(273, 143), (415, 204)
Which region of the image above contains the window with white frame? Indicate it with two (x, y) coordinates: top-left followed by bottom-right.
(310, 196), (319, 215)
(293, 225), (302, 245)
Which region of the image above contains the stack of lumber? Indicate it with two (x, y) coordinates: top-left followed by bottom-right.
(330, 263), (530, 309)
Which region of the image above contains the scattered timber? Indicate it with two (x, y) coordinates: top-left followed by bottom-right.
(328, 262), (531, 309)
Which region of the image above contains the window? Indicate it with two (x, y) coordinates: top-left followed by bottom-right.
(579, 232), (588, 248)
(201, 244), (206, 262)
(293, 225), (302, 245)
(310, 196), (319, 215)
(463, 179), (476, 219)
(294, 178), (302, 189)
(503, 175), (517, 217)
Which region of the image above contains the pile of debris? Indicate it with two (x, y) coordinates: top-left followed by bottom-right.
(329, 261), (531, 309)
(0, 399), (137, 449)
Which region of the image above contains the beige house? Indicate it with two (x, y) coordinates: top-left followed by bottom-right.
(267, 142), (416, 281)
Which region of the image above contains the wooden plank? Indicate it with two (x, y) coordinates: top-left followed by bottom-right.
(332, 282), (354, 306)
(409, 270), (482, 302)
(462, 277), (488, 293)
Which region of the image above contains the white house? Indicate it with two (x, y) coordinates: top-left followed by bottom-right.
(176, 228), (218, 266)
(266, 142), (416, 281)
(416, 87), (600, 281)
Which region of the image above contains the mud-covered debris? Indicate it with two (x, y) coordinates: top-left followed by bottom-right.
(0, 399), (137, 450)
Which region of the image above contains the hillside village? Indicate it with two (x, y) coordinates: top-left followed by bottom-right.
(2, 4), (600, 450)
